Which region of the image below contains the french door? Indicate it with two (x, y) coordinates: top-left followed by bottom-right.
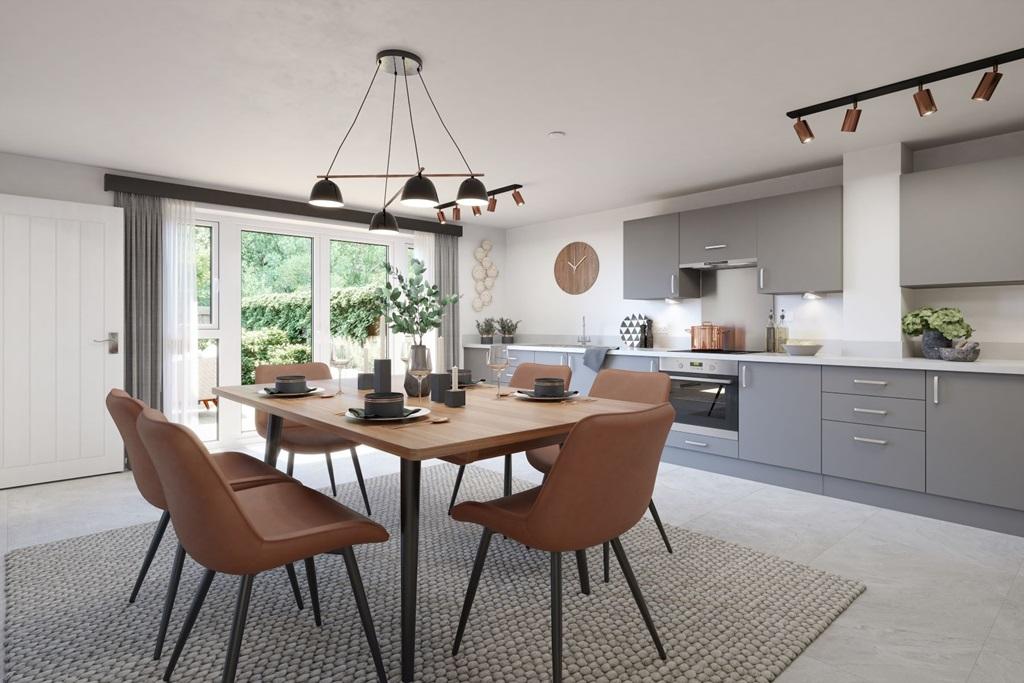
(0, 194), (124, 487)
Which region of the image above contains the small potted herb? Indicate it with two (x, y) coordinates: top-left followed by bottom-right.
(496, 317), (520, 344)
(901, 307), (974, 360)
(476, 318), (497, 344)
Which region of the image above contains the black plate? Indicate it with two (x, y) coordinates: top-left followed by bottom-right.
(458, 379), (486, 389)
(515, 390), (580, 400)
(347, 407), (422, 420)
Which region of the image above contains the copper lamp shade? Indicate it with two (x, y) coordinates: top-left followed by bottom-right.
(914, 85), (937, 116)
(436, 210), (446, 224)
(471, 205), (482, 216)
(512, 189), (525, 206)
(841, 105), (861, 132)
(793, 117), (814, 144)
(452, 205), (461, 221)
(972, 67), (1002, 101)
(486, 196), (497, 212)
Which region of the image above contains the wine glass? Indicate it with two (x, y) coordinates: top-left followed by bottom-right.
(408, 345), (432, 400)
(487, 344), (510, 399)
(330, 337), (348, 393)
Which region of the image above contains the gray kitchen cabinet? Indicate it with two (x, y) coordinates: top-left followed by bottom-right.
(606, 355), (658, 373)
(739, 362), (822, 473)
(822, 420), (925, 492)
(463, 347), (489, 383)
(533, 350), (570, 367)
(755, 186), (843, 294)
(623, 213), (700, 299)
(678, 201), (757, 266)
(926, 372), (1024, 512)
(567, 354), (596, 395)
(902, 155), (1024, 288)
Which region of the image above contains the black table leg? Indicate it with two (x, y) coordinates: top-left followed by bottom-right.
(263, 414), (284, 468)
(400, 459), (422, 682)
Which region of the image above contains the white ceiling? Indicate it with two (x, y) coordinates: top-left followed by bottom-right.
(2, 0), (1023, 228)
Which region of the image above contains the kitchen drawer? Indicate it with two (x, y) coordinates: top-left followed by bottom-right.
(821, 392), (925, 431)
(506, 349), (534, 367)
(533, 350), (570, 367)
(822, 366), (925, 400)
(666, 429), (738, 458)
(822, 420), (925, 492)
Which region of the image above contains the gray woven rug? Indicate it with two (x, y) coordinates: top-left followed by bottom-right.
(5, 465), (865, 682)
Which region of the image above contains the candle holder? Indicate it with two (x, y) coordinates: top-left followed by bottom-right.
(429, 373), (452, 402)
(444, 388), (466, 408)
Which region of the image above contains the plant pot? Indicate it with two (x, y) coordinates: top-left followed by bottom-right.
(501, 335), (515, 344)
(479, 335), (494, 344)
(404, 344), (431, 397)
(921, 328), (952, 360)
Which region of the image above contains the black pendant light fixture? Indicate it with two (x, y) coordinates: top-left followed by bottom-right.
(308, 49), (524, 228)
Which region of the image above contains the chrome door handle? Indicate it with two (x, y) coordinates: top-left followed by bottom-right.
(853, 379), (888, 386)
(669, 375), (733, 384)
(92, 332), (119, 354)
(684, 440), (709, 448)
(853, 436), (888, 445)
(740, 364), (748, 388)
(704, 244), (727, 250)
(933, 375), (939, 404)
(759, 267), (764, 289)
(670, 273), (677, 296)
(853, 407), (888, 415)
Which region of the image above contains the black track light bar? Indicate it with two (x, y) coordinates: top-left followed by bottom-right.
(435, 184), (523, 210)
(786, 47), (1024, 120)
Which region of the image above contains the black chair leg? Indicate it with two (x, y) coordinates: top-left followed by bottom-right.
(610, 537), (666, 660)
(130, 510), (170, 603)
(163, 569), (216, 682)
(351, 448), (371, 515)
(503, 454), (512, 496)
(304, 557), (322, 627)
(551, 551), (563, 683)
(341, 548), (388, 683)
(453, 529), (494, 655)
(448, 465), (466, 514)
(286, 451), (295, 477)
(154, 543), (186, 660)
(574, 549), (591, 595)
(325, 451), (338, 497)
(285, 563), (304, 610)
(648, 500), (673, 554)
(222, 574), (255, 683)
(602, 542), (611, 583)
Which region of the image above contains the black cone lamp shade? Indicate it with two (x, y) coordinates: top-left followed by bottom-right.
(400, 173), (439, 208)
(456, 176), (488, 206)
(369, 209), (400, 233)
(309, 179), (344, 208)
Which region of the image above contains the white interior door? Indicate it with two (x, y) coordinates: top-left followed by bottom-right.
(0, 193), (124, 488)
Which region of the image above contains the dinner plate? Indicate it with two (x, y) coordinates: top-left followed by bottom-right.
(345, 407), (431, 422)
(512, 390), (581, 402)
(459, 379), (486, 389)
(257, 386), (325, 398)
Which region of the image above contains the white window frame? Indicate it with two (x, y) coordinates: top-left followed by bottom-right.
(195, 220), (220, 330)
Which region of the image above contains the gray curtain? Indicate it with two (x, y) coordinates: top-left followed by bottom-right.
(434, 233), (461, 368)
(115, 192), (163, 409)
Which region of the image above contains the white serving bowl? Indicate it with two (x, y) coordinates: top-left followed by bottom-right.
(783, 343), (822, 357)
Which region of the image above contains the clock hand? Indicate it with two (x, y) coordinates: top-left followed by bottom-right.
(567, 259), (578, 272)
(575, 255), (588, 268)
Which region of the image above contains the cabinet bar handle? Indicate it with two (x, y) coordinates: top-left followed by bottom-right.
(853, 379), (888, 386)
(853, 436), (888, 445)
(759, 267), (764, 289)
(741, 365), (748, 388)
(853, 407), (888, 415)
(684, 440), (709, 448)
(704, 244), (727, 250)
(933, 375), (939, 404)
(670, 273), (677, 295)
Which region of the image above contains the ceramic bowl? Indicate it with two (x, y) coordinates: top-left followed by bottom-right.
(533, 377), (567, 397)
(783, 343), (823, 357)
(274, 375), (309, 393)
(364, 391), (405, 417)
(938, 346), (981, 362)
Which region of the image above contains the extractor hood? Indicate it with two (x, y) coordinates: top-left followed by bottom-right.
(680, 257), (757, 271)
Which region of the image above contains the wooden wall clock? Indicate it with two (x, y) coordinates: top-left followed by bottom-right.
(554, 241), (600, 294)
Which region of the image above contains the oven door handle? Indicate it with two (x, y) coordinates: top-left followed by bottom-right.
(668, 375), (734, 384)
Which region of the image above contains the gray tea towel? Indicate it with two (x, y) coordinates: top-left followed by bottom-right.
(583, 346), (613, 372)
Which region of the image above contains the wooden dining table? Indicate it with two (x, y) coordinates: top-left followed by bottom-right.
(214, 378), (649, 682)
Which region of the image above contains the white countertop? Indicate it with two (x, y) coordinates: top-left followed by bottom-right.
(463, 343), (1024, 375)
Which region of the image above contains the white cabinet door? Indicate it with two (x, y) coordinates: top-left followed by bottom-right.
(0, 193), (124, 487)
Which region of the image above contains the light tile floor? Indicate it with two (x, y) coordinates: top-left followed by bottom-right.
(2, 447), (1023, 682)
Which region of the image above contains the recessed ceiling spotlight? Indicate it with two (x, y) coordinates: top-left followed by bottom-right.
(547, 130), (567, 138)
(972, 65), (1002, 101)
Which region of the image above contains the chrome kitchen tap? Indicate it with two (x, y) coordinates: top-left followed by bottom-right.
(577, 316), (592, 346)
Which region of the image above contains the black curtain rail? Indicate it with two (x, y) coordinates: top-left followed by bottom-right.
(786, 47), (1024, 119)
(435, 184), (523, 210)
(103, 174), (463, 237)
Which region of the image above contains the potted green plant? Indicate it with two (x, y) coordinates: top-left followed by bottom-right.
(497, 317), (521, 344)
(476, 317), (497, 344)
(380, 257), (460, 396)
(901, 307), (974, 360)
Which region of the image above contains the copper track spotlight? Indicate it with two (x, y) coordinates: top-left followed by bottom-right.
(512, 189), (525, 206)
(793, 117), (814, 144)
(452, 205), (461, 221)
(913, 85), (937, 116)
(471, 205), (482, 216)
(841, 103), (861, 132)
(487, 196), (497, 212)
(972, 66), (1002, 101)
(436, 210), (446, 224)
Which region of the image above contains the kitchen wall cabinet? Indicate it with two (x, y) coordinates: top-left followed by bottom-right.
(755, 186), (843, 294)
(738, 362), (822, 472)
(926, 372), (1024, 512)
(901, 155), (1024, 288)
(678, 201), (757, 266)
(623, 213), (700, 299)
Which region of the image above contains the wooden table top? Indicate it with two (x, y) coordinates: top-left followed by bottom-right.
(214, 379), (649, 461)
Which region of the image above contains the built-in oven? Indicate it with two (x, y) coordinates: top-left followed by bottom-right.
(659, 356), (739, 438)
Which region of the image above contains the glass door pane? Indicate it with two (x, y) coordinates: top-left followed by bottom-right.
(240, 230), (314, 431)
(196, 338), (219, 441)
(329, 240), (388, 377)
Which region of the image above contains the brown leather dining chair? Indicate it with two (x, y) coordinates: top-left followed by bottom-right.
(525, 369), (675, 580)
(136, 408), (390, 683)
(444, 362), (573, 512)
(255, 362), (373, 515)
(451, 403), (675, 683)
(106, 389), (304, 661)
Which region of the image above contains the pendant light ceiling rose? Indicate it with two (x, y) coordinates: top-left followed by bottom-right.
(377, 49), (422, 75)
